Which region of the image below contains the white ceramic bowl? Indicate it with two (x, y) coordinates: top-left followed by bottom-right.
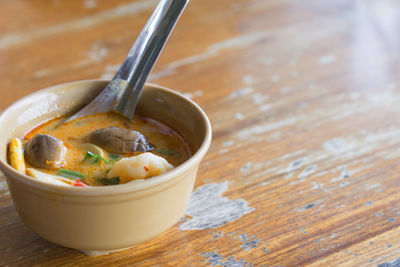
(0, 80), (211, 254)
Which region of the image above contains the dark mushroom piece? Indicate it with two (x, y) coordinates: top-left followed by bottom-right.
(25, 134), (65, 169)
(87, 127), (153, 154)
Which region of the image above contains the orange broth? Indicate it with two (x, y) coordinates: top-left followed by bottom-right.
(23, 112), (191, 186)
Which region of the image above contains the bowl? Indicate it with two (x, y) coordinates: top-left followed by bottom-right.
(0, 80), (211, 255)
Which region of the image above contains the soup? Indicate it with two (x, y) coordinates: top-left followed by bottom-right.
(8, 112), (191, 186)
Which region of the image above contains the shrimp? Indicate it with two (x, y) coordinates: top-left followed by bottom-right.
(107, 152), (173, 183)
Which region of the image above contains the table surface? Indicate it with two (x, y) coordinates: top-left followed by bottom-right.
(1, 0), (400, 266)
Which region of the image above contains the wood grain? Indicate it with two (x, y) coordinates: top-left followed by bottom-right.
(1, 0), (400, 266)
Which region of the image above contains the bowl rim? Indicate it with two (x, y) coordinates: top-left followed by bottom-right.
(0, 79), (212, 196)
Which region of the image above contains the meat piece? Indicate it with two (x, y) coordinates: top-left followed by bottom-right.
(87, 127), (153, 154)
(25, 134), (65, 169)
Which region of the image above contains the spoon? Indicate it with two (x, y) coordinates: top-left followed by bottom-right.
(65, 0), (189, 122)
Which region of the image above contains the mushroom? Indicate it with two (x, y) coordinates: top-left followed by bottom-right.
(24, 134), (65, 169)
(87, 127), (153, 154)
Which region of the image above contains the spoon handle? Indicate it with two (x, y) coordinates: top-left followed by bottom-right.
(66, 0), (188, 122)
(114, 0), (189, 119)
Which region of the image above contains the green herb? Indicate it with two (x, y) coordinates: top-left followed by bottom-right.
(155, 148), (180, 157)
(82, 151), (109, 164)
(56, 168), (85, 180)
(97, 177), (120, 185)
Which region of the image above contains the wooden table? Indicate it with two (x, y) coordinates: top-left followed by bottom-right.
(1, 0), (400, 266)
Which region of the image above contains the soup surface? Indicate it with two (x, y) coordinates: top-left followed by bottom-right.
(21, 112), (191, 186)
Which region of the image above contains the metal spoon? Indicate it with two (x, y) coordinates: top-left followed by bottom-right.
(65, 0), (189, 122)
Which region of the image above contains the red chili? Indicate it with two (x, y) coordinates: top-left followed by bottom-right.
(72, 178), (87, 187)
(144, 166), (149, 171)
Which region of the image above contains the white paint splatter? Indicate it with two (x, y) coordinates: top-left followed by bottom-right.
(290, 70), (299, 77)
(314, 233), (338, 243)
(240, 238), (260, 251)
(150, 54), (214, 80)
(179, 182), (254, 230)
(298, 165), (317, 179)
(323, 138), (348, 154)
(230, 87), (254, 99)
(200, 251), (253, 266)
(259, 104), (272, 112)
(257, 56), (274, 66)
(241, 162), (253, 173)
(148, 68), (175, 81)
(330, 165), (353, 182)
(101, 64), (119, 79)
(235, 113), (245, 120)
(242, 75), (254, 85)
(260, 181), (271, 186)
(223, 140), (235, 147)
(218, 149), (229, 154)
(311, 182), (324, 190)
(366, 90), (400, 106)
(319, 54), (336, 65)
(84, 0), (97, 9)
(210, 230), (224, 239)
(269, 131), (281, 141)
(349, 92), (360, 100)
(286, 172), (295, 180)
(252, 93), (269, 105)
(297, 200), (323, 212)
(377, 257), (400, 267)
(34, 42), (109, 77)
(183, 90), (203, 99)
(365, 183), (381, 190)
(308, 82), (317, 90)
(282, 150), (306, 160)
(287, 158), (305, 172)
(299, 102), (308, 108)
(314, 171), (328, 177)
(210, 31), (269, 52)
(237, 117), (297, 140)
(279, 86), (295, 94)
(88, 42), (108, 62)
(270, 74), (280, 82)
(0, 0), (158, 49)
(150, 31), (270, 80)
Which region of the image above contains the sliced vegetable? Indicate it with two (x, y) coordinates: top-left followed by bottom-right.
(26, 168), (71, 186)
(97, 177), (120, 185)
(72, 178), (87, 187)
(82, 151), (109, 164)
(8, 137), (26, 173)
(56, 168), (85, 179)
(78, 143), (105, 157)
